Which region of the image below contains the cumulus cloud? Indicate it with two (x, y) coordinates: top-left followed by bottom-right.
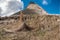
(0, 0), (24, 17)
(42, 0), (48, 5)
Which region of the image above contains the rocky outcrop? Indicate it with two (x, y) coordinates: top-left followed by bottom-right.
(27, 3), (47, 15)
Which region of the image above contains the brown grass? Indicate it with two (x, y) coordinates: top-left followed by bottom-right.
(0, 14), (60, 40)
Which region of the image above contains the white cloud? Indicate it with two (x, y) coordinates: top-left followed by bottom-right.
(0, 0), (24, 17)
(42, 0), (48, 5)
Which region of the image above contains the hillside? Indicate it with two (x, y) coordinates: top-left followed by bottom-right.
(0, 3), (60, 40)
(0, 13), (60, 40)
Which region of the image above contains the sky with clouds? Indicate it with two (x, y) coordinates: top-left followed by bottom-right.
(0, 0), (23, 17)
(0, 0), (60, 17)
(42, 0), (48, 5)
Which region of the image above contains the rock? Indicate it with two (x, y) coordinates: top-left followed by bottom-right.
(27, 3), (47, 15)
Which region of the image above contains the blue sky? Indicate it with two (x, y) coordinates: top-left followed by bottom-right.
(22, 0), (60, 14)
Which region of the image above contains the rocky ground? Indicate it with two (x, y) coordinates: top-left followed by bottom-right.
(0, 3), (60, 40)
(0, 13), (60, 40)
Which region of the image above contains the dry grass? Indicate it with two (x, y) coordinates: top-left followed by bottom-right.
(0, 14), (60, 40)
